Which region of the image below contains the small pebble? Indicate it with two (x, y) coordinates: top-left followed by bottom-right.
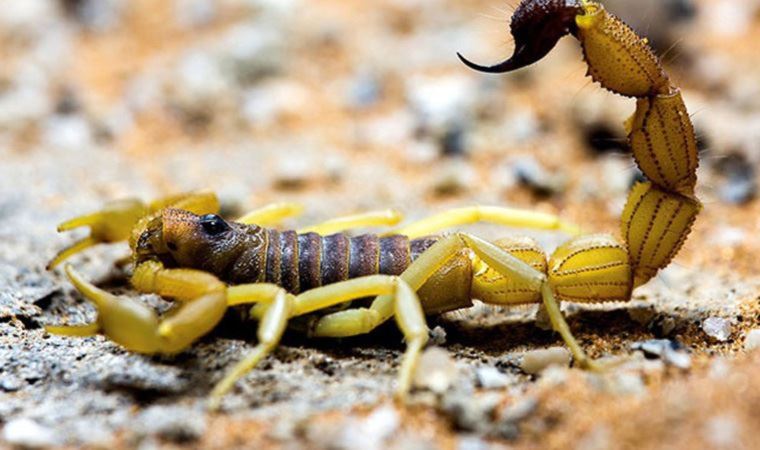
(457, 435), (490, 450)
(0, 375), (23, 392)
(703, 414), (742, 449)
(429, 325), (447, 346)
(494, 397), (538, 439)
(702, 317), (733, 342)
(2, 418), (59, 448)
(576, 425), (613, 450)
(273, 156), (312, 189)
(605, 372), (646, 396)
(650, 315), (677, 337)
(475, 367), (513, 390)
(743, 328), (760, 351)
(714, 153), (757, 205)
(413, 347), (458, 394)
(431, 160), (475, 196)
(520, 347), (571, 374)
(439, 122), (468, 157)
(338, 405), (399, 450)
(405, 74), (477, 135)
(134, 405), (206, 442)
(175, 0), (216, 28)
(512, 156), (565, 197)
(63, 0), (125, 31)
(630, 339), (691, 369)
(348, 72), (382, 108)
(441, 391), (502, 433)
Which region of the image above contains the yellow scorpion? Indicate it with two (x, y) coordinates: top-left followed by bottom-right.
(48, 0), (699, 409)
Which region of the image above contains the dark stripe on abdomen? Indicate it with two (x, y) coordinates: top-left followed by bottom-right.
(321, 233), (349, 286)
(379, 235), (410, 275)
(265, 229), (282, 286)
(298, 232), (323, 292)
(349, 234), (379, 278)
(267, 231), (442, 294)
(410, 236), (440, 261)
(279, 230), (299, 293)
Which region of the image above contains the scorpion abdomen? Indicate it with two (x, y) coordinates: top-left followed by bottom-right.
(457, 0), (581, 73)
(263, 229), (441, 294)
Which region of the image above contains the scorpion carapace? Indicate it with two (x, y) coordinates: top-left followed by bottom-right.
(47, 0), (700, 409)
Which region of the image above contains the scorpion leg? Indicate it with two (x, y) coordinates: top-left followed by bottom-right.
(463, 232), (599, 368)
(308, 276), (428, 400)
(297, 209), (403, 235)
(383, 205), (580, 239)
(236, 202), (304, 226)
(45, 321), (100, 337)
(313, 233), (592, 397)
(209, 286), (294, 410)
(209, 275), (422, 408)
(539, 283), (598, 370)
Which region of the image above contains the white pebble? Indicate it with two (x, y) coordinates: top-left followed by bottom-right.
(134, 405), (206, 441)
(475, 367), (513, 389)
(175, 0), (216, 28)
(338, 405), (399, 450)
(520, 347), (571, 374)
(2, 418), (58, 448)
(431, 160), (475, 195)
(744, 328), (760, 351)
(43, 115), (93, 151)
(429, 326), (447, 346)
(413, 347), (458, 394)
(405, 74), (478, 133)
(702, 317), (733, 342)
(703, 414), (742, 448)
(273, 155), (312, 188)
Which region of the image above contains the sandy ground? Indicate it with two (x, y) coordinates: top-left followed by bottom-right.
(1, 0), (759, 448)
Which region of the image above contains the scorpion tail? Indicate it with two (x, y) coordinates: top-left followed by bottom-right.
(457, 0), (582, 73)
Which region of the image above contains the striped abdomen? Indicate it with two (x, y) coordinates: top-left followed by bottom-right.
(263, 230), (439, 294)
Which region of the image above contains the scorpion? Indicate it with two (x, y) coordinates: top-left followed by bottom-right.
(47, 0), (700, 409)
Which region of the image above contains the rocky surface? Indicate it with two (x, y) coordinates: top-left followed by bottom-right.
(1, 0), (759, 448)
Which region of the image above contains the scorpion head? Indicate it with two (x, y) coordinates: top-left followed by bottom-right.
(134, 208), (266, 280)
(457, 0), (583, 73)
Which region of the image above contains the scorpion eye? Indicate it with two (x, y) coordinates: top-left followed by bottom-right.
(199, 214), (230, 236)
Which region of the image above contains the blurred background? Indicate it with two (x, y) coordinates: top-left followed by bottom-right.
(1, 0), (759, 237)
(1, 0), (760, 448)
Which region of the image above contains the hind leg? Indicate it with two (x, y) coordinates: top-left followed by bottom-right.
(383, 205), (580, 238)
(312, 233), (541, 397)
(297, 209), (403, 235)
(314, 233), (594, 396)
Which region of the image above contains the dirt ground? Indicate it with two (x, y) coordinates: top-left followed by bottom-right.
(1, 0), (759, 449)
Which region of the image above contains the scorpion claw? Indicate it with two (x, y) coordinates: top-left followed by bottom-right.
(49, 199), (147, 268)
(48, 237), (98, 270)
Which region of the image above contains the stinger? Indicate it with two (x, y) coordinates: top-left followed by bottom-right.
(457, 0), (582, 73)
